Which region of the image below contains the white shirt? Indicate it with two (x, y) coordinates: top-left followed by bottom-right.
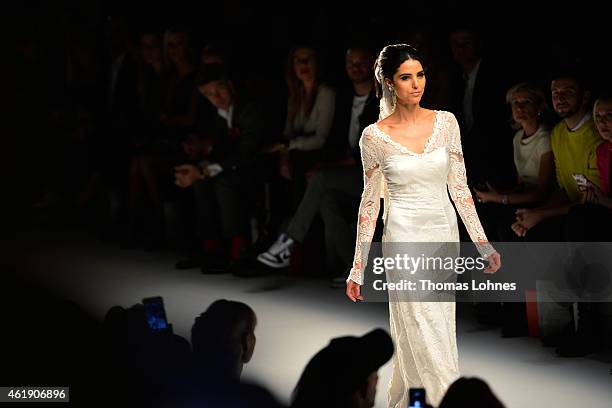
(462, 59), (481, 133)
(205, 104), (235, 177)
(217, 104), (234, 128)
(108, 51), (126, 108)
(569, 112), (591, 131)
(513, 126), (551, 186)
(286, 84), (336, 151)
(348, 93), (369, 149)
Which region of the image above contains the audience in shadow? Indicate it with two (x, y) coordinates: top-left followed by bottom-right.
(256, 46), (378, 286)
(291, 328), (393, 408)
(438, 377), (505, 408)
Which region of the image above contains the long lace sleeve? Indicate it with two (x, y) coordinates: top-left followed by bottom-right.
(445, 113), (496, 258)
(347, 128), (382, 285)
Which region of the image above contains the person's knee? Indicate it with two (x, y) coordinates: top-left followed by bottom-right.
(309, 168), (326, 186)
(319, 192), (336, 218)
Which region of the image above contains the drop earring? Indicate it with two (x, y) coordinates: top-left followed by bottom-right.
(389, 86), (397, 110)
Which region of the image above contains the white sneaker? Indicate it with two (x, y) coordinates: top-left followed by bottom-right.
(256, 233), (293, 268)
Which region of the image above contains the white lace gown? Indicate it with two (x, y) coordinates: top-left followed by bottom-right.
(347, 110), (495, 407)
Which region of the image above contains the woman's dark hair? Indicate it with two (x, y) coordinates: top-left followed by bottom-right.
(438, 377), (505, 408)
(549, 63), (589, 92)
(374, 44), (425, 98)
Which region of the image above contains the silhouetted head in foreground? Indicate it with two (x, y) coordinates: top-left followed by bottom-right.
(438, 376), (505, 408)
(191, 299), (257, 381)
(291, 328), (394, 408)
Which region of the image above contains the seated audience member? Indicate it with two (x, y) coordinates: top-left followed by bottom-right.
(572, 94), (612, 229)
(256, 47), (378, 287)
(291, 328), (393, 408)
(265, 45), (336, 207)
(555, 94), (612, 357)
(135, 30), (166, 147)
(511, 70), (601, 240)
(509, 72), (603, 356)
(159, 26), (198, 143)
(438, 377), (505, 408)
(475, 83), (555, 223)
(123, 27), (199, 249)
(174, 63), (265, 273)
(123, 30), (167, 248)
(474, 82), (555, 337)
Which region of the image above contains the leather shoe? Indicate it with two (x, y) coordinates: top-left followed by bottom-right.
(201, 256), (233, 274)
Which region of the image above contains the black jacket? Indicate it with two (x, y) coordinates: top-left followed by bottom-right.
(321, 87), (379, 167)
(449, 58), (515, 185)
(207, 100), (266, 173)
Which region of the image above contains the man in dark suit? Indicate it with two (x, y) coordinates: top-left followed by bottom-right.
(448, 27), (515, 326)
(174, 64), (265, 273)
(256, 47), (380, 287)
(449, 27), (515, 188)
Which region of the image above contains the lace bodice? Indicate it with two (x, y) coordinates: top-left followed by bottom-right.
(348, 110), (496, 285)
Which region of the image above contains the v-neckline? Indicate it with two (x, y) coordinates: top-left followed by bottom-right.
(374, 110), (439, 156)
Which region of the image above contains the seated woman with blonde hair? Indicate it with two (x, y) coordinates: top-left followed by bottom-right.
(474, 82), (555, 239)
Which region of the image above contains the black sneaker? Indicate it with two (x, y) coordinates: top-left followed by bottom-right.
(201, 256), (233, 274)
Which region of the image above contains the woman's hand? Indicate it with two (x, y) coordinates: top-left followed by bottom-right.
(514, 208), (542, 231)
(346, 280), (363, 302)
(511, 221), (529, 237)
(474, 188), (496, 203)
(262, 143), (287, 153)
(174, 164), (205, 188)
(484, 251), (501, 274)
(474, 182), (501, 203)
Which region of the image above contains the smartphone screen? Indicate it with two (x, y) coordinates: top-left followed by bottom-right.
(142, 296), (169, 331)
(408, 387), (426, 408)
(572, 173), (588, 190)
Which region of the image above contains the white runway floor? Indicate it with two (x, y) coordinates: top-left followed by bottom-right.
(22, 230), (612, 407)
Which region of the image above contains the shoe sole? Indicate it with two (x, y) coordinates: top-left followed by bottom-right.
(256, 253), (289, 268)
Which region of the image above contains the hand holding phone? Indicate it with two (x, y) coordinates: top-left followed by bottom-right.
(142, 296), (169, 332)
(408, 387), (427, 408)
(572, 173), (589, 191)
